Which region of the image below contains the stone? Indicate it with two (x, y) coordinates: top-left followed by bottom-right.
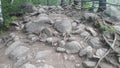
(36, 50), (52, 59)
(13, 55), (33, 68)
(53, 31), (59, 36)
(95, 48), (107, 58)
(46, 37), (53, 44)
(68, 55), (76, 61)
(104, 6), (120, 21)
(38, 64), (54, 68)
(79, 46), (93, 57)
(118, 57), (120, 63)
(41, 28), (52, 37)
(58, 40), (66, 47)
(54, 19), (72, 33)
(25, 16), (52, 34)
(0, 64), (11, 68)
(20, 2), (34, 13)
(72, 24), (86, 34)
(100, 63), (115, 68)
(86, 27), (97, 36)
(113, 26), (120, 34)
(38, 8), (46, 13)
(5, 41), (22, 55)
(75, 64), (81, 68)
(89, 37), (101, 49)
(21, 63), (36, 68)
(28, 34), (39, 42)
(83, 60), (96, 68)
(80, 31), (90, 37)
(9, 46), (29, 60)
(83, 12), (98, 22)
(56, 47), (66, 53)
(72, 22), (77, 29)
(65, 41), (81, 54)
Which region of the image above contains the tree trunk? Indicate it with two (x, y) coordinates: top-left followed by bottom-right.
(98, 0), (106, 12)
(0, 0), (3, 24)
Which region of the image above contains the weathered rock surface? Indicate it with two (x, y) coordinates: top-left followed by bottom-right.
(56, 47), (66, 53)
(113, 25), (120, 34)
(95, 48), (107, 58)
(86, 27), (97, 36)
(104, 6), (120, 21)
(65, 41), (81, 54)
(13, 55), (33, 68)
(35, 50), (52, 59)
(83, 60), (96, 68)
(89, 37), (102, 49)
(20, 2), (34, 13)
(83, 12), (98, 22)
(5, 41), (23, 55)
(25, 16), (52, 34)
(21, 63), (36, 68)
(54, 19), (72, 33)
(38, 63), (54, 68)
(9, 46), (29, 60)
(79, 46), (93, 57)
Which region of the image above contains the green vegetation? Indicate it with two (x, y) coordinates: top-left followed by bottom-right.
(1, 0), (58, 27)
(96, 22), (115, 34)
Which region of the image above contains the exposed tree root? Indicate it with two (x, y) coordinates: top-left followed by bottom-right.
(95, 33), (117, 68)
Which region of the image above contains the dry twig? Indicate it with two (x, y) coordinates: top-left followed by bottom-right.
(95, 33), (117, 68)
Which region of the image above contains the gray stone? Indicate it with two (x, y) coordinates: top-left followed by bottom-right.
(83, 12), (98, 22)
(56, 47), (66, 53)
(58, 40), (66, 47)
(79, 46), (93, 57)
(90, 37), (101, 49)
(95, 48), (107, 58)
(0, 64), (11, 68)
(28, 34), (39, 42)
(86, 27), (97, 36)
(36, 50), (52, 59)
(75, 64), (81, 68)
(72, 24), (85, 34)
(68, 55), (76, 61)
(65, 41), (81, 54)
(118, 57), (120, 63)
(80, 31), (90, 37)
(20, 2), (34, 13)
(5, 41), (22, 55)
(83, 60), (96, 68)
(72, 22), (77, 29)
(100, 63), (115, 68)
(46, 37), (53, 44)
(113, 26), (120, 34)
(104, 6), (120, 21)
(38, 8), (46, 13)
(21, 63), (36, 68)
(13, 55), (32, 68)
(41, 28), (52, 37)
(38, 64), (54, 68)
(54, 19), (72, 33)
(25, 16), (52, 34)
(9, 46), (29, 60)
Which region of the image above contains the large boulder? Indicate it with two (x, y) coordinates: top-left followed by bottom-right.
(9, 46), (29, 60)
(20, 2), (34, 13)
(104, 6), (120, 21)
(25, 16), (52, 34)
(54, 19), (72, 33)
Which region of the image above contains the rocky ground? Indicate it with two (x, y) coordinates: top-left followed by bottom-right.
(0, 5), (120, 68)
